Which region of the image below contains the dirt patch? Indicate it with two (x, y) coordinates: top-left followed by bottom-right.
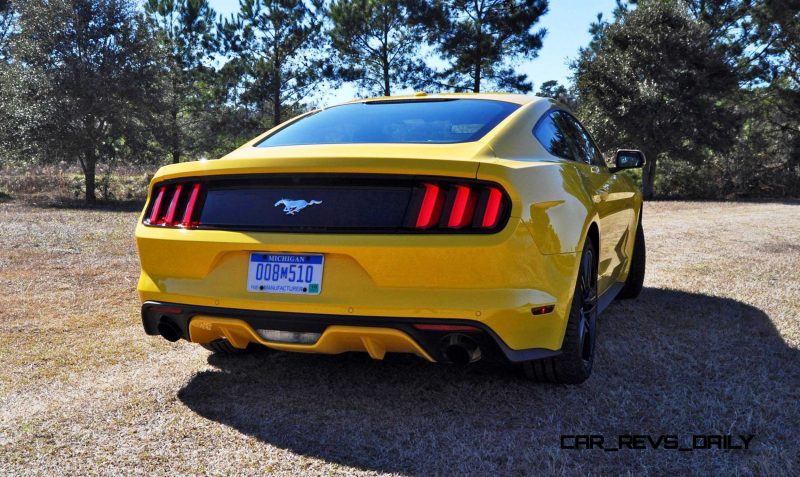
(1, 200), (798, 475)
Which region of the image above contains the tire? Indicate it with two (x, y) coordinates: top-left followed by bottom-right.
(201, 339), (251, 355)
(522, 239), (598, 384)
(616, 216), (645, 300)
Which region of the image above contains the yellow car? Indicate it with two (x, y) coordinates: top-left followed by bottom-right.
(135, 93), (645, 383)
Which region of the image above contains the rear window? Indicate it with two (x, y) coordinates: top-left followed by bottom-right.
(256, 99), (520, 147)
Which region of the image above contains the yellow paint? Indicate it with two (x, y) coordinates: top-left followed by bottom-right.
(136, 93), (642, 358)
(189, 317), (434, 361)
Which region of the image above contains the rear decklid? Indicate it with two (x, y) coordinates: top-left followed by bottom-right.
(143, 143), (510, 234)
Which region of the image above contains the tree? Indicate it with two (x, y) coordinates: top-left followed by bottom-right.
(4, 0), (161, 203)
(426, 0), (548, 93)
(536, 80), (576, 109)
(218, 0), (324, 127)
(145, 0), (218, 164)
(327, 0), (432, 96)
(0, 0), (15, 62)
(572, 1), (740, 199)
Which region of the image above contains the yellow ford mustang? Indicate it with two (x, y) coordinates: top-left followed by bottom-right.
(135, 93), (646, 383)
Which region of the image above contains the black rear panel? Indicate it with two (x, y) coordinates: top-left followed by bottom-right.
(144, 174), (510, 234)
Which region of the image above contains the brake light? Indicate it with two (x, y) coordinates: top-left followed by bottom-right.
(148, 186), (167, 224)
(413, 324), (481, 332)
(446, 185), (477, 228)
(145, 182), (204, 228)
(412, 181), (507, 232)
(163, 184), (183, 226)
(481, 187), (503, 228)
(181, 183), (202, 228)
(415, 183), (445, 228)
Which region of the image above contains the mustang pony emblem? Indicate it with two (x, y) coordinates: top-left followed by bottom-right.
(274, 199), (322, 215)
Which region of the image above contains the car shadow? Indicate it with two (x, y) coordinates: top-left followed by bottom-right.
(177, 288), (799, 474)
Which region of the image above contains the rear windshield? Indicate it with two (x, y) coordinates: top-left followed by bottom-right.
(256, 99), (520, 147)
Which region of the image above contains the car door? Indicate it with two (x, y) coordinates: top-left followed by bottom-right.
(559, 113), (634, 294)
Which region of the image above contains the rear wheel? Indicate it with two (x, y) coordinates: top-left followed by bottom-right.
(522, 240), (598, 384)
(616, 216), (645, 300)
(201, 339), (251, 355)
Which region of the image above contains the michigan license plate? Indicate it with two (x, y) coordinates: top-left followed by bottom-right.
(247, 253), (324, 295)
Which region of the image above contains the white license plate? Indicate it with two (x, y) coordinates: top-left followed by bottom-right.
(247, 253), (324, 295)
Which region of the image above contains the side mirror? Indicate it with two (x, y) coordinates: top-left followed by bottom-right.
(611, 149), (646, 172)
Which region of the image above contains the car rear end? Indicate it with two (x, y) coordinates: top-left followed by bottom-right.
(135, 97), (577, 364)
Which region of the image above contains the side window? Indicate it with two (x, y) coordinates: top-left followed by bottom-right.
(533, 111), (578, 161)
(564, 114), (605, 167)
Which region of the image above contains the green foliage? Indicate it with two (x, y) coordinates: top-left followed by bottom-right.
(219, 0), (325, 127)
(144, 0), (219, 164)
(0, 0), (15, 62)
(425, 0), (548, 92)
(327, 0), (431, 96)
(573, 0), (741, 199)
(0, 0), (798, 203)
(536, 80), (577, 109)
(1, 0), (162, 203)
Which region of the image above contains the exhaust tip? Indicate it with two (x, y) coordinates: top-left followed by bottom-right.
(157, 319), (182, 342)
(441, 334), (481, 365)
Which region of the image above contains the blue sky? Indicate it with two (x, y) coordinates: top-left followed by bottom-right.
(207, 0), (618, 105)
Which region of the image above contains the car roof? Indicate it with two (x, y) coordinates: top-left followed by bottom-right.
(339, 92), (544, 107)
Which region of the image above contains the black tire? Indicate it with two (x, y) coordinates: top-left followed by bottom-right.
(201, 339), (251, 355)
(522, 239), (598, 384)
(616, 216), (645, 300)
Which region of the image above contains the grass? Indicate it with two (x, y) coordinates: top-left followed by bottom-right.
(0, 199), (798, 475)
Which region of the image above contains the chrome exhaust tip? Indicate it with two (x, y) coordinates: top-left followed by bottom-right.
(441, 334), (481, 364)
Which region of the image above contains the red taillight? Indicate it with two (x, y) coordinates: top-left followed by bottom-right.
(148, 186), (167, 224)
(415, 183), (445, 229)
(446, 185), (477, 228)
(163, 184), (183, 226)
(413, 324), (481, 332)
(481, 187), (503, 228)
(412, 181), (506, 232)
(150, 305), (184, 314)
(146, 182), (204, 228)
(181, 183), (202, 228)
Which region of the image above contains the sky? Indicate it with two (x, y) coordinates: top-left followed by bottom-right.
(207, 0), (618, 105)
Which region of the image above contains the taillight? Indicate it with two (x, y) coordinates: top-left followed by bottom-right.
(145, 182), (205, 228)
(411, 181), (507, 232)
(415, 183), (445, 229)
(148, 186), (167, 225)
(181, 183), (202, 228)
(480, 187), (503, 228)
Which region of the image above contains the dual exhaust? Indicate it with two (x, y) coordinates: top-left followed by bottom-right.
(157, 318), (182, 342)
(156, 316), (482, 364)
(440, 334), (482, 365)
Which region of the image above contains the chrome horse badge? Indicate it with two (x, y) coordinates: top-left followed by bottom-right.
(274, 199), (322, 215)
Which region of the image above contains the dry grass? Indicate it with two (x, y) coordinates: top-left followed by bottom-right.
(0, 199), (798, 476)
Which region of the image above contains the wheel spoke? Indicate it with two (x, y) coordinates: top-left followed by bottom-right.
(577, 250), (597, 364)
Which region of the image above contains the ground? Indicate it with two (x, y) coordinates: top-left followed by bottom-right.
(0, 200), (798, 476)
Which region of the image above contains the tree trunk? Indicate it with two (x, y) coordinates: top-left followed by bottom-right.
(272, 70), (282, 126)
(473, 59), (481, 93)
(171, 109), (180, 164)
(473, 15), (482, 93)
(642, 154), (657, 200)
(382, 20), (391, 96)
(383, 62), (390, 96)
(83, 152), (97, 204)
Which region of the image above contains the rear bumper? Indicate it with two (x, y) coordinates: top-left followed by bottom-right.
(136, 217), (582, 352)
(142, 301), (562, 363)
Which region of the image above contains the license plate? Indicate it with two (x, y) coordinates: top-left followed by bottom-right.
(247, 253), (324, 295)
